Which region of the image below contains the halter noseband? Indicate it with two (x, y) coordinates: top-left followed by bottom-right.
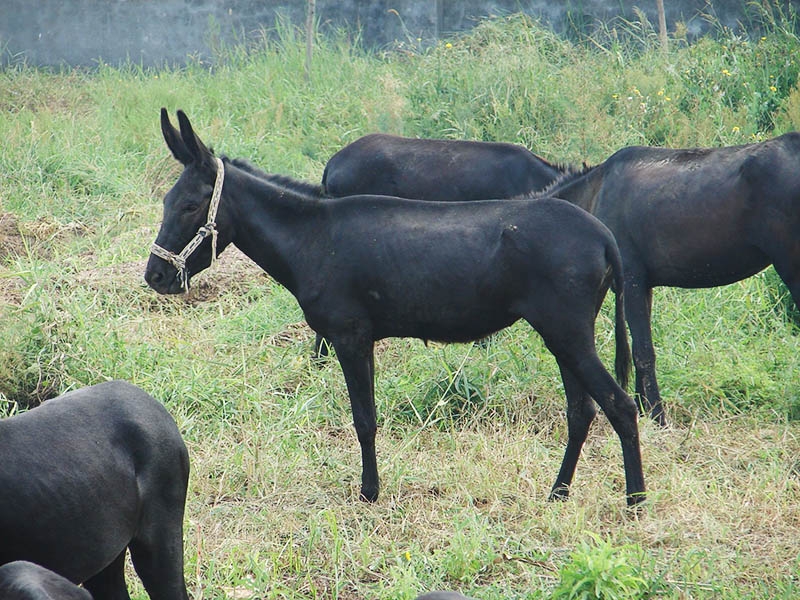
(151, 156), (225, 292)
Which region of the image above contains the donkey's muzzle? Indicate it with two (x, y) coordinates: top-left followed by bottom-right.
(144, 258), (187, 295)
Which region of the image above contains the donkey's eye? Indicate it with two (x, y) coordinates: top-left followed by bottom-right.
(183, 203), (200, 213)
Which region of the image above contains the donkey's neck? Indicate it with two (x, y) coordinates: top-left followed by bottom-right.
(223, 162), (326, 293)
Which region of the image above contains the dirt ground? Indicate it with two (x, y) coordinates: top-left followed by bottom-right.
(0, 211), (267, 306)
(0, 213), (28, 306)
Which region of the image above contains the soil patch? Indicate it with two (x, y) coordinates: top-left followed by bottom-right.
(0, 213), (28, 306)
(0, 213), (25, 259)
(76, 245), (268, 305)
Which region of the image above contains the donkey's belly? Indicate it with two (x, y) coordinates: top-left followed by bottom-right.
(372, 308), (518, 343)
(647, 249), (770, 288)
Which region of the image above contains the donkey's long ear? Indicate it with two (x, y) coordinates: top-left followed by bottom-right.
(176, 110), (215, 169)
(161, 108), (193, 165)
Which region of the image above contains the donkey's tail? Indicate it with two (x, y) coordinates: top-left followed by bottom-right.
(607, 239), (631, 390)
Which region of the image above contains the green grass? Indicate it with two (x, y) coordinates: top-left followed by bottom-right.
(1, 5), (800, 599)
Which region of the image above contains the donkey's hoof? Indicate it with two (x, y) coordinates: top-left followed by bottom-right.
(359, 487), (379, 503)
(548, 485), (570, 502)
(626, 491), (647, 508)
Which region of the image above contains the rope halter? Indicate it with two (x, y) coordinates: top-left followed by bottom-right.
(150, 156), (225, 292)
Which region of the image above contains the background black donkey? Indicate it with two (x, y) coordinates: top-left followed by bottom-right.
(530, 133), (800, 425)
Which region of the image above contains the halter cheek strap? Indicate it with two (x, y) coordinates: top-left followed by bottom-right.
(150, 157), (225, 292)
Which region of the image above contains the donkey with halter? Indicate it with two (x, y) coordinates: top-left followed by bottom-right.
(529, 134), (800, 425)
(145, 109), (645, 506)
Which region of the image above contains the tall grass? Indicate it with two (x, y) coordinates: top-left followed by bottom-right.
(1, 5), (799, 599)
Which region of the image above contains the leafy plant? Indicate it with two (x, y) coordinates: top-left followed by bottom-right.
(552, 534), (651, 600)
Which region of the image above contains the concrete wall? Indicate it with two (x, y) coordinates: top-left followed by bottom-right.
(2, 1), (798, 68)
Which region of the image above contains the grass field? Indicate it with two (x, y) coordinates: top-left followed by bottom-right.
(1, 6), (799, 599)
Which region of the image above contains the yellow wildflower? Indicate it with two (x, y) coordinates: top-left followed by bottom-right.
(445, 42), (452, 49)
(770, 85), (777, 92)
(732, 126), (740, 133)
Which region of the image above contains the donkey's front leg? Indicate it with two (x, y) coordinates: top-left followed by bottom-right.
(333, 338), (379, 501)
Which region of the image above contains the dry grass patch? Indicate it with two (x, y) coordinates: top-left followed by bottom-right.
(164, 407), (800, 599)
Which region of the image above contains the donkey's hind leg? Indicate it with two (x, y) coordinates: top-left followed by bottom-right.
(549, 361), (597, 501)
(567, 352), (644, 505)
(127, 447), (190, 600)
(313, 332), (333, 360)
(128, 503), (190, 600)
(82, 551), (131, 600)
(531, 310), (645, 506)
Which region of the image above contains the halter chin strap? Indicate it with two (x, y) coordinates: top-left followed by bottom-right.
(151, 157), (225, 292)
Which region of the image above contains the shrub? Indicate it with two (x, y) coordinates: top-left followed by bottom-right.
(552, 535), (652, 600)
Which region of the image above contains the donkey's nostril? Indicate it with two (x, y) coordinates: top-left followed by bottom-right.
(145, 270), (162, 286)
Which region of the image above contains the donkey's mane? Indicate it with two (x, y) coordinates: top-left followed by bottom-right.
(519, 161), (596, 199)
(226, 156), (328, 199)
(540, 155), (583, 175)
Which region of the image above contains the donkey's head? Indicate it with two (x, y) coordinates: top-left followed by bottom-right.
(145, 109), (233, 294)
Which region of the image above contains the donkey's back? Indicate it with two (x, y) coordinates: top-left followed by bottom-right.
(322, 133), (564, 201)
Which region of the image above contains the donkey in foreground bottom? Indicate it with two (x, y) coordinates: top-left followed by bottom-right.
(0, 381), (190, 600)
(0, 561), (92, 600)
(145, 109), (645, 506)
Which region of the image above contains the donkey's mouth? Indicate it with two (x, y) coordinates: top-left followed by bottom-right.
(143, 266), (189, 295)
